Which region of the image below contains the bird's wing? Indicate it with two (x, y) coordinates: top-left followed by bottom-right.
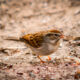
(21, 33), (44, 48)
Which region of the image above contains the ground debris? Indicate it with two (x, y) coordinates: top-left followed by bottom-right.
(0, 0), (80, 80)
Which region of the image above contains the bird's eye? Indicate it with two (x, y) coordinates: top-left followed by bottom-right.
(54, 34), (59, 37)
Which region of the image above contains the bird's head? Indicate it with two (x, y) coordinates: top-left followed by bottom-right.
(44, 30), (64, 43)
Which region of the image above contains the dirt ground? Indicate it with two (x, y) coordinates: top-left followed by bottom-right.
(0, 0), (80, 80)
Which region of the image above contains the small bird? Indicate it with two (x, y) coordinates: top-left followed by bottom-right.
(20, 29), (64, 63)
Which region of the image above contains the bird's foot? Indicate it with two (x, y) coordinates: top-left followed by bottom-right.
(47, 56), (51, 61)
(40, 60), (45, 63)
(37, 55), (45, 63)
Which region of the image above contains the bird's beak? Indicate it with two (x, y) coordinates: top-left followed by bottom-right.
(60, 35), (64, 38)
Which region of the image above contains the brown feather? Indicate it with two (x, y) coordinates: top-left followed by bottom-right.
(21, 30), (61, 48)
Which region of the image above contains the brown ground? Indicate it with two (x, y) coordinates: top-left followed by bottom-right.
(0, 0), (80, 80)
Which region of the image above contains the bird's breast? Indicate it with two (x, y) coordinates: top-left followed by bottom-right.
(31, 41), (60, 56)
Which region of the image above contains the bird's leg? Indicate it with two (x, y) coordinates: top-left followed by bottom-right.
(37, 55), (45, 63)
(47, 56), (51, 61)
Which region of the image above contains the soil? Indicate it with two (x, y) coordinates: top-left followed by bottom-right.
(0, 0), (80, 80)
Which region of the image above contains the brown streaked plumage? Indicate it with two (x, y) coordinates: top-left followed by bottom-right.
(20, 29), (64, 63)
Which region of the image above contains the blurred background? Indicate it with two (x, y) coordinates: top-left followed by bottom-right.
(0, 0), (80, 80)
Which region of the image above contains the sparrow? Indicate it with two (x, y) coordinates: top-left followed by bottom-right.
(20, 29), (64, 63)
